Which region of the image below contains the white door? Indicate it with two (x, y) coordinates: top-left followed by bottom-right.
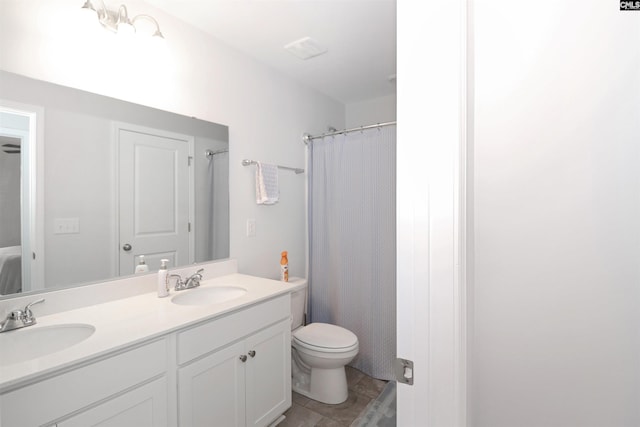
(117, 123), (192, 275)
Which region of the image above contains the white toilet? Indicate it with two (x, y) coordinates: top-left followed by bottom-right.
(289, 277), (359, 405)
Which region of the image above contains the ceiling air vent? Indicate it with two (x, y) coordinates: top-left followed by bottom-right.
(284, 36), (328, 60)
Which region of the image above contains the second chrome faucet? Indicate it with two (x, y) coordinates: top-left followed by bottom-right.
(169, 268), (204, 291)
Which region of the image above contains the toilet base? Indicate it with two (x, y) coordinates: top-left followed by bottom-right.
(292, 361), (349, 404)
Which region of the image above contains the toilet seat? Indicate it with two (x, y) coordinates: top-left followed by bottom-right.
(293, 323), (358, 353)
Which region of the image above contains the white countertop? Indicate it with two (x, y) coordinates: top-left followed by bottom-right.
(0, 273), (303, 392)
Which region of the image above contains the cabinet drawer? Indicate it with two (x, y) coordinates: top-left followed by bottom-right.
(57, 377), (168, 427)
(1, 339), (168, 427)
(177, 295), (290, 365)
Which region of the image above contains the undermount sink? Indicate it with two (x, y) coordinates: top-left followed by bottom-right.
(0, 323), (95, 366)
(171, 285), (247, 306)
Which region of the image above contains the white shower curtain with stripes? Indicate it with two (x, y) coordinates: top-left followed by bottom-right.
(308, 125), (396, 381)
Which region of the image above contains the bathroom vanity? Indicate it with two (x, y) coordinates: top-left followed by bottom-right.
(0, 261), (302, 427)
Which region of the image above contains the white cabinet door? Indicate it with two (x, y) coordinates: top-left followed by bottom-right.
(58, 377), (168, 427)
(245, 320), (291, 427)
(178, 319), (291, 427)
(178, 340), (246, 427)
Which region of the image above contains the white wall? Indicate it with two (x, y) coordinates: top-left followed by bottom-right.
(0, 0), (345, 281)
(471, 1), (640, 426)
(345, 94), (396, 128)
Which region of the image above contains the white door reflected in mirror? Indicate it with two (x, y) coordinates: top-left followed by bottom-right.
(117, 123), (192, 274)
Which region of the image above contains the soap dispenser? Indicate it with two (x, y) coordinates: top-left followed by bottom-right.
(157, 259), (170, 298)
(135, 255), (149, 274)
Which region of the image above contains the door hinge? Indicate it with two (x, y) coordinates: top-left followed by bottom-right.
(188, 222), (191, 232)
(394, 357), (414, 385)
(188, 156), (193, 166)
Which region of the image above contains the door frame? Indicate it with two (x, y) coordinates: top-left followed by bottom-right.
(396, 0), (468, 425)
(0, 101), (45, 293)
(113, 121), (195, 276)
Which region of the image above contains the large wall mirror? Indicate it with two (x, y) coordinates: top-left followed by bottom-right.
(0, 70), (230, 299)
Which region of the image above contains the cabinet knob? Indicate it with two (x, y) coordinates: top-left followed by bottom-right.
(248, 350), (256, 358)
(239, 354), (247, 362)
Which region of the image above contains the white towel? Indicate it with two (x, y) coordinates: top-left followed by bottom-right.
(255, 162), (279, 204)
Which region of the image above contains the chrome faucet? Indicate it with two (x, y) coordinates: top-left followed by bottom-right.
(0, 298), (45, 333)
(170, 268), (204, 291)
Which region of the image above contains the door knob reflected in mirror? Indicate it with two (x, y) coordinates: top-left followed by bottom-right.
(122, 244), (132, 251)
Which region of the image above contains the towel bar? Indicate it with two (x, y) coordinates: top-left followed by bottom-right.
(242, 159), (304, 174)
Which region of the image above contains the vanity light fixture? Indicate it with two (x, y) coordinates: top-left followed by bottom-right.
(80, 0), (164, 39)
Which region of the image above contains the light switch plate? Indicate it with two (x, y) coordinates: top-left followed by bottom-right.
(54, 217), (80, 234)
(246, 219), (256, 237)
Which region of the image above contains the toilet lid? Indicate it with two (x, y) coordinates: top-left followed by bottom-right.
(293, 323), (358, 349)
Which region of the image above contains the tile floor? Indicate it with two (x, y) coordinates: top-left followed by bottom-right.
(279, 366), (389, 427)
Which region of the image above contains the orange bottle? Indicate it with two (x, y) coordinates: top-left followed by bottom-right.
(280, 251), (289, 282)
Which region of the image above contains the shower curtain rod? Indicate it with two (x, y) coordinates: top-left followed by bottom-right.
(302, 121), (396, 144)
(205, 148), (228, 160)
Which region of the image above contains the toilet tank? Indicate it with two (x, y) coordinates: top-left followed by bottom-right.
(289, 277), (308, 329)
